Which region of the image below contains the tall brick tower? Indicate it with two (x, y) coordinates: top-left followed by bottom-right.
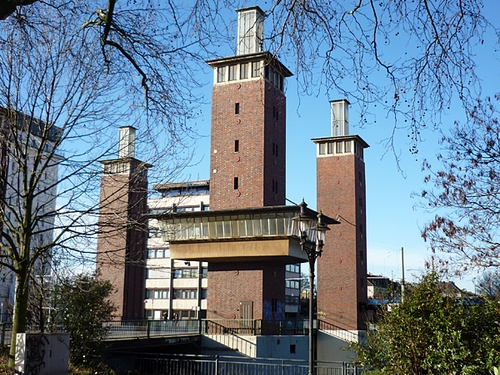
(205, 6), (293, 321)
(96, 126), (151, 320)
(313, 100), (369, 330)
(208, 6), (291, 209)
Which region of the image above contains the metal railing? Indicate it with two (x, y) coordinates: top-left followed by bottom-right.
(0, 318), (361, 348)
(131, 354), (363, 375)
(104, 320), (200, 340)
(318, 320), (361, 343)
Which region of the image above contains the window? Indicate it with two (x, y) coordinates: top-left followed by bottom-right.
(336, 141), (343, 154)
(272, 180), (278, 193)
(228, 64), (237, 81)
(235, 103), (240, 114)
(173, 289), (197, 299)
(273, 105), (280, 120)
(327, 142), (334, 154)
(147, 248), (169, 259)
(318, 143), (326, 155)
(240, 63), (248, 79)
(217, 66), (225, 83)
(234, 140), (239, 152)
(344, 140), (352, 153)
(147, 289), (169, 299)
(251, 61), (261, 77)
(286, 280), (300, 289)
(272, 142), (278, 156)
(234, 177), (239, 190)
(173, 268), (199, 279)
(286, 264), (300, 273)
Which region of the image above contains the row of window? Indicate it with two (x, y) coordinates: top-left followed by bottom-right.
(147, 248), (170, 259)
(317, 140), (364, 159)
(173, 268), (208, 279)
(217, 61), (261, 83)
(159, 187), (209, 197)
(146, 310), (199, 320)
(286, 264), (300, 273)
(146, 288), (207, 299)
(146, 267), (208, 279)
(216, 61), (285, 92)
(286, 280), (300, 289)
(163, 211), (310, 241)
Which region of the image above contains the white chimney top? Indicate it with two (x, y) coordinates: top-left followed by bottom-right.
(330, 99), (350, 136)
(236, 6), (264, 55)
(118, 126), (136, 159)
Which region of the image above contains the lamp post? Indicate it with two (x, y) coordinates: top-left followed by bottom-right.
(293, 200), (330, 375)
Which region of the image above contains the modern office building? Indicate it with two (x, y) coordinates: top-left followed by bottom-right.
(0, 109), (60, 322)
(145, 180), (209, 320)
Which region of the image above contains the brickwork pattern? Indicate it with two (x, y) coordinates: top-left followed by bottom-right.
(207, 261), (285, 321)
(96, 161), (148, 320)
(209, 79), (286, 210)
(316, 152), (368, 330)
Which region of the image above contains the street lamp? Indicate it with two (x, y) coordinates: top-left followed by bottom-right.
(293, 200), (330, 375)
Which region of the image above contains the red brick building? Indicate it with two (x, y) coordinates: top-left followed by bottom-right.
(204, 6), (293, 322)
(96, 126), (151, 320)
(313, 100), (369, 330)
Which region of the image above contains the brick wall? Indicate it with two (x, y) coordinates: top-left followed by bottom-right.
(207, 261), (285, 321)
(209, 79), (286, 210)
(316, 152), (368, 330)
(96, 161), (148, 320)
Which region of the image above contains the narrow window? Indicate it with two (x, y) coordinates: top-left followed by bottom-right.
(327, 142), (334, 154)
(234, 177), (239, 190)
(251, 61), (261, 77)
(235, 103), (240, 114)
(290, 345), (296, 354)
(240, 63), (248, 79)
(318, 143), (326, 155)
(217, 66), (226, 83)
(336, 141), (343, 154)
(228, 64), (237, 81)
(345, 140), (352, 153)
(234, 140), (239, 152)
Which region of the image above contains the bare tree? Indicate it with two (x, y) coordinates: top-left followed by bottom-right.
(476, 270), (500, 300)
(0, 2), (208, 365)
(2, 1), (498, 156)
(420, 96), (500, 274)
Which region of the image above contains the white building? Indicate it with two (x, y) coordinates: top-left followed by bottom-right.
(0, 109), (59, 322)
(145, 180), (209, 320)
(145, 179), (302, 320)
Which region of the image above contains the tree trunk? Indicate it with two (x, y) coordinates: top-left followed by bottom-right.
(8, 268), (29, 367)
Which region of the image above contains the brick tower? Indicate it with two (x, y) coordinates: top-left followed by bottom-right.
(205, 6), (293, 321)
(96, 126), (151, 320)
(313, 100), (369, 330)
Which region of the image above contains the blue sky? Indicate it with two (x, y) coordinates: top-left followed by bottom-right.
(164, 2), (500, 291)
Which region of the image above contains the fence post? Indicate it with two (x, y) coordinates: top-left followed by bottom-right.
(214, 355), (219, 375)
(147, 320), (151, 339)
